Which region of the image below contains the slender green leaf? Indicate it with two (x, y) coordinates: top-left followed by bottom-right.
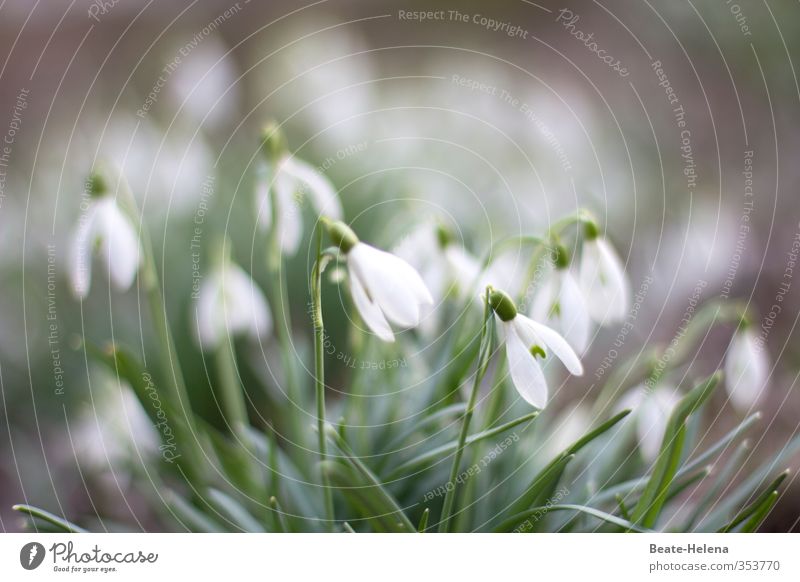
(631, 373), (720, 528)
(325, 425), (414, 532)
(388, 411), (539, 478)
(494, 504), (651, 533)
(13, 504), (87, 533)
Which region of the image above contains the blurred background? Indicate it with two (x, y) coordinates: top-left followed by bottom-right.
(0, 0), (799, 531)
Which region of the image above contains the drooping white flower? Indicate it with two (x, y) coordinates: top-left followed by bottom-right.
(256, 125), (342, 255)
(69, 172), (142, 299)
(579, 229), (630, 324)
(489, 288), (583, 409)
(618, 384), (680, 462)
(195, 261), (272, 349)
(532, 261), (591, 353)
(724, 326), (769, 412)
(326, 220), (433, 342)
(392, 222), (481, 303)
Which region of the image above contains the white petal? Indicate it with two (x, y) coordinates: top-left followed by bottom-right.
(281, 157), (342, 220)
(444, 245), (481, 294)
(559, 271), (591, 353)
(224, 264), (272, 339)
(254, 180), (272, 231)
(531, 267), (559, 325)
(195, 273), (224, 349)
(348, 243), (432, 327)
(505, 322), (549, 408)
(95, 199), (141, 291)
(724, 330), (769, 411)
(636, 387), (679, 461)
(274, 169), (302, 255)
(579, 238), (630, 324)
(68, 204), (99, 299)
(515, 315), (584, 376)
(349, 265), (394, 342)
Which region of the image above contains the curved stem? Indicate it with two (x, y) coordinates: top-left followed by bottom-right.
(312, 227), (335, 530)
(438, 291), (494, 532)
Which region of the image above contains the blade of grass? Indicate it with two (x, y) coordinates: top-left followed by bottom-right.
(388, 411), (540, 479)
(325, 424), (414, 532)
(630, 373), (720, 529)
(494, 504), (651, 533)
(13, 504), (87, 533)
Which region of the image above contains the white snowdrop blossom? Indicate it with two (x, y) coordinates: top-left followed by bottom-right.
(532, 260), (591, 353)
(724, 327), (770, 412)
(69, 173), (142, 299)
(579, 229), (630, 324)
(327, 220), (433, 342)
(489, 288), (583, 409)
(195, 261), (272, 349)
(257, 127), (342, 256)
(392, 223), (481, 302)
(618, 384), (680, 462)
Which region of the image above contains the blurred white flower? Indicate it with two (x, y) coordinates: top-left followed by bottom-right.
(489, 288), (583, 409)
(195, 261), (272, 349)
(724, 327), (769, 412)
(392, 222), (481, 303)
(257, 154), (342, 256)
(169, 38), (239, 130)
(327, 220), (433, 342)
(72, 382), (159, 470)
(579, 234), (630, 324)
(618, 384), (680, 462)
(532, 265), (591, 353)
(69, 177), (141, 299)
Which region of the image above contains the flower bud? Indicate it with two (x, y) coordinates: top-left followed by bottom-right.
(488, 287), (517, 322)
(324, 219), (359, 254)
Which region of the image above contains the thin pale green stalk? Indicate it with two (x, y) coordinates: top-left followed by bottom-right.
(312, 227), (335, 530)
(215, 337), (249, 438)
(116, 173), (204, 484)
(438, 293), (494, 532)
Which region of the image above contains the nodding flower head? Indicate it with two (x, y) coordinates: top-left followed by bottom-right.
(578, 225), (631, 325)
(724, 323), (769, 412)
(324, 219), (433, 343)
(68, 167), (142, 299)
(489, 287), (583, 409)
(195, 259), (272, 350)
(532, 244), (591, 353)
(256, 123), (342, 256)
(617, 384), (681, 462)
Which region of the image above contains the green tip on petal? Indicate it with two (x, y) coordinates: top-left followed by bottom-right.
(530, 345), (546, 359)
(260, 120), (287, 162)
(324, 219), (359, 254)
(488, 288), (517, 322)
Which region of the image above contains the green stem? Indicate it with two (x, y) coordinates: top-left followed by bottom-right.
(312, 227), (335, 530)
(214, 337), (249, 436)
(438, 292), (494, 532)
(113, 172), (205, 485)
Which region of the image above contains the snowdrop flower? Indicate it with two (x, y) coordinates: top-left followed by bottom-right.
(392, 222), (481, 302)
(195, 260), (272, 350)
(256, 123), (342, 255)
(488, 288), (583, 409)
(724, 325), (769, 412)
(532, 245), (591, 353)
(618, 384), (680, 462)
(69, 170), (141, 299)
(579, 223), (630, 324)
(325, 220), (433, 342)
